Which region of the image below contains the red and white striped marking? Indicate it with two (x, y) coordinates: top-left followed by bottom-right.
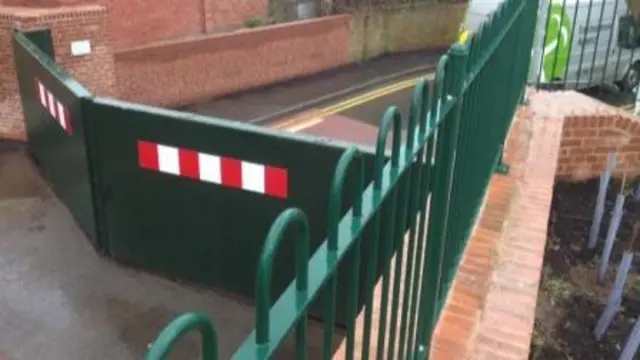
(137, 140), (288, 199)
(34, 78), (72, 135)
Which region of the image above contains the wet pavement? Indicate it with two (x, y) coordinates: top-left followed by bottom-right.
(0, 146), (340, 360)
(180, 50), (443, 123)
(0, 146), (250, 359)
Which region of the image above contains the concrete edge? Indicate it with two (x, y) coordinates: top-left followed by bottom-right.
(0, 140), (26, 152)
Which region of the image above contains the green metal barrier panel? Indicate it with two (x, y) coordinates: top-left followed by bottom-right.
(84, 97), (411, 324)
(11, 30), (103, 251)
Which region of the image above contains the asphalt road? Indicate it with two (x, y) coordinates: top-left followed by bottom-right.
(182, 50), (444, 122)
(339, 86), (416, 128)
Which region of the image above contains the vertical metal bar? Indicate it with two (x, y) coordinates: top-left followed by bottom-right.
(360, 170), (384, 360)
(346, 240), (361, 360)
(373, 107), (403, 360)
(416, 43), (468, 356)
(614, 0), (633, 84)
(322, 276), (337, 359)
(360, 151), (387, 360)
(551, 0), (570, 84)
(588, 0), (607, 85)
(601, 0), (621, 84)
(496, 5), (526, 175)
(405, 138), (434, 359)
(537, 0), (555, 87)
(386, 161), (411, 360)
(576, 0), (595, 88)
(520, 0), (541, 99)
(375, 190), (398, 360)
(565, 0), (582, 88)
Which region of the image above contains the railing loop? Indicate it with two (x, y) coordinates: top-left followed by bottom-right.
(374, 106), (404, 192)
(431, 55), (449, 128)
(327, 147), (365, 251)
(255, 208), (310, 347)
(145, 312), (218, 360)
(408, 79), (431, 150)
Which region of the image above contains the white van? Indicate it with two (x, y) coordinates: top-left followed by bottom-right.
(459, 0), (640, 92)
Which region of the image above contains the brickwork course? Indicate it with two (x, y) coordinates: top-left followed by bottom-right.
(431, 91), (563, 359)
(115, 15), (352, 108)
(553, 91), (640, 180)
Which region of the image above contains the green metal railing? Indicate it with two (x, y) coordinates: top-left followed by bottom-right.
(531, 0), (640, 92)
(146, 0), (538, 357)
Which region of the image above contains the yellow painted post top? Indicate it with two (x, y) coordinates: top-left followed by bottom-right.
(458, 28), (470, 45)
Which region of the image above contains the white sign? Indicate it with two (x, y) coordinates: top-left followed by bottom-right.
(70, 40), (91, 56)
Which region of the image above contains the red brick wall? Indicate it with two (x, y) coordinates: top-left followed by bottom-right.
(2, 0), (269, 50)
(559, 115), (640, 180)
(203, 0), (269, 33)
(109, 0), (203, 49)
(0, 5), (115, 141)
(109, 0), (269, 49)
(114, 15), (352, 108)
(431, 91), (560, 359)
(544, 91), (640, 180)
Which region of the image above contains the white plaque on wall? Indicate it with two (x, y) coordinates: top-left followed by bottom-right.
(70, 40), (92, 56)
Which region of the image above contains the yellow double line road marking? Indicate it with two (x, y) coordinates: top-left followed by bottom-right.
(272, 73), (435, 132)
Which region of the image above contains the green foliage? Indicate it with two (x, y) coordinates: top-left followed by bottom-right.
(243, 16), (265, 28)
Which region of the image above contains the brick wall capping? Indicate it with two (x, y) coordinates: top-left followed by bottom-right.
(114, 14), (352, 60)
(0, 4), (106, 21)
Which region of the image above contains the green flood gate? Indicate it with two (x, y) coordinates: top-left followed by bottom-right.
(13, 29), (99, 248)
(11, 29), (417, 325)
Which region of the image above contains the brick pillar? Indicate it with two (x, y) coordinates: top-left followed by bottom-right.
(0, 4), (115, 141)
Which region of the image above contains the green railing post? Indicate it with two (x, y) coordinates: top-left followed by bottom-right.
(145, 312), (218, 360)
(519, 86), (527, 105)
(415, 43), (468, 359)
(495, 145), (510, 174)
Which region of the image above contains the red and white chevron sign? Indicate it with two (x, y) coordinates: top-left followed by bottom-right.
(34, 79), (72, 135)
(137, 140), (289, 199)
